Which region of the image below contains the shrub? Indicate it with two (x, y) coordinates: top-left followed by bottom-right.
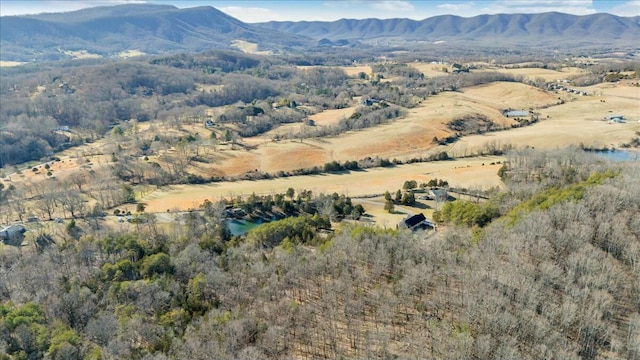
(434, 200), (499, 227)
(141, 253), (174, 278)
(246, 215), (330, 248)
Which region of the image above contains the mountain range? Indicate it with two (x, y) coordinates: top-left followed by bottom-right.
(259, 12), (640, 47)
(1, 4), (639, 62)
(0, 4), (309, 61)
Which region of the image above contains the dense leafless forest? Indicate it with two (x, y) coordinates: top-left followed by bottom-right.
(0, 148), (639, 359)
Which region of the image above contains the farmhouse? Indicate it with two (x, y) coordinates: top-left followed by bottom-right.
(429, 189), (449, 201)
(0, 224), (27, 246)
(399, 213), (435, 231)
(505, 110), (529, 118)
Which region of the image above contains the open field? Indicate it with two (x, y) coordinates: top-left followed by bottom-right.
(485, 66), (589, 81)
(126, 80), (638, 219)
(115, 49), (146, 58)
(0, 61), (25, 67)
(230, 40), (272, 55)
(249, 106), (358, 142)
(408, 62), (450, 77)
(590, 81), (640, 100)
(207, 81), (557, 176)
(4, 80), (636, 193)
(2, 80), (637, 226)
(447, 82), (640, 154)
(309, 106), (356, 125)
(231, 40), (259, 53)
(296, 65), (372, 78)
(447, 116), (638, 156)
(406, 63), (588, 82)
(132, 156), (504, 213)
(460, 81), (559, 109)
(60, 49), (102, 59)
(340, 65), (373, 77)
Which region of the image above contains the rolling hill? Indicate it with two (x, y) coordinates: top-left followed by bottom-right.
(258, 12), (640, 47)
(0, 4), (310, 61)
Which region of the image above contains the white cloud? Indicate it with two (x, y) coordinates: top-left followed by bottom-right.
(372, 0), (415, 12)
(219, 6), (285, 23)
(608, 0), (640, 16)
(437, 2), (476, 12)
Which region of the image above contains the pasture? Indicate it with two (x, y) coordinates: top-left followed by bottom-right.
(485, 66), (589, 81)
(206, 81), (559, 176)
(4, 80), (636, 192)
(447, 82), (640, 154)
(2, 77), (637, 225)
(0, 61), (25, 67)
(407, 62), (450, 77)
(296, 65), (372, 78)
(131, 156), (504, 213)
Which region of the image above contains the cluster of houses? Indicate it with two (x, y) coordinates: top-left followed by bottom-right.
(547, 82), (588, 96)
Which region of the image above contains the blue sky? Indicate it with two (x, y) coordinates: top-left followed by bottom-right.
(1, 1), (639, 21)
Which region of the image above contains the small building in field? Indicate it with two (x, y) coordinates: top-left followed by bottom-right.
(606, 115), (625, 123)
(505, 110), (529, 118)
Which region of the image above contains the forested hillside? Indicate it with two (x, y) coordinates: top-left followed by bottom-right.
(0, 4), (310, 62)
(1, 149), (639, 359)
(258, 12), (640, 47)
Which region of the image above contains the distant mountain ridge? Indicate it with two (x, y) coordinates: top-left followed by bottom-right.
(2, 5), (638, 62)
(0, 4), (310, 61)
(258, 12), (640, 46)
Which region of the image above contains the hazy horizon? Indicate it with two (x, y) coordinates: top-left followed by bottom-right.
(1, 0), (639, 22)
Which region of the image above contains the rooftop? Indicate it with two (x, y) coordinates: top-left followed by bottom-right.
(505, 110), (529, 117)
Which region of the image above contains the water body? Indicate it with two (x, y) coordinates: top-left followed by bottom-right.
(226, 218), (264, 236)
(590, 150), (639, 162)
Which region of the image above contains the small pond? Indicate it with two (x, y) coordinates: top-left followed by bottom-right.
(226, 218), (265, 236)
(590, 150), (639, 162)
